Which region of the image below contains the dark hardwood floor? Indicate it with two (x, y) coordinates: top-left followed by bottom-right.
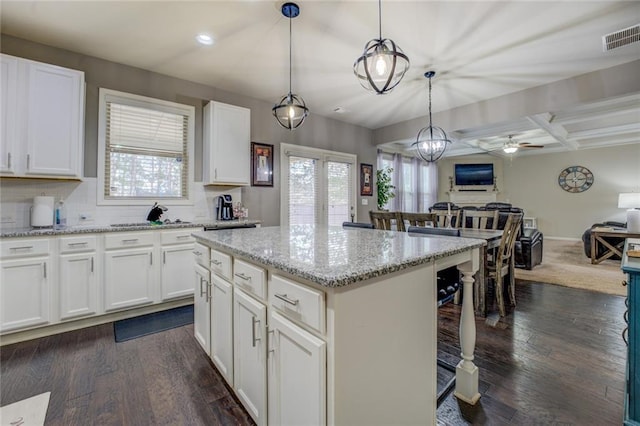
(0, 280), (627, 425)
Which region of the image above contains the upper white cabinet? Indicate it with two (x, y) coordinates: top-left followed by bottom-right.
(0, 54), (85, 179)
(203, 101), (250, 186)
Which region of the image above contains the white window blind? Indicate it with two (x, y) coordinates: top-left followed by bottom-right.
(327, 161), (352, 226)
(288, 156), (320, 225)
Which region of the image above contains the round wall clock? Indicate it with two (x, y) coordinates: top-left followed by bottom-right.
(558, 165), (594, 193)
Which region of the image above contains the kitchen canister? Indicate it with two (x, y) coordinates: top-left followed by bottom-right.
(31, 196), (55, 228)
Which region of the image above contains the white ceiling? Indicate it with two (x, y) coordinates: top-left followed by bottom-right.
(1, 0), (639, 157)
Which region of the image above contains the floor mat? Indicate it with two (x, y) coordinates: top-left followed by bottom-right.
(0, 391), (51, 425)
(114, 305), (194, 342)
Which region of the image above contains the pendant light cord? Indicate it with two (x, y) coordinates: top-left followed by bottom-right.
(378, 0), (382, 40)
(289, 13), (293, 95)
(428, 76), (433, 126)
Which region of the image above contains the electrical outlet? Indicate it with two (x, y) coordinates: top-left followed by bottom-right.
(79, 213), (93, 221)
(1, 215), (15, 224)
(361, 198), (368, 206)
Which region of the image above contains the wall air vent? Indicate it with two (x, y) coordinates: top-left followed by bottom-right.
(602, 24), (640, 51)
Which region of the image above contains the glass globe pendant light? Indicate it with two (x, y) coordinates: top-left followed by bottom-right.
(272, 2), (308, 130)
(353, 0), (409, 95)
(412, 71), (451, 162)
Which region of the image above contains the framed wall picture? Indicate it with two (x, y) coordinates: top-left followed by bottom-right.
(360, 163), (373, 196)
(251, 142), (274, 187)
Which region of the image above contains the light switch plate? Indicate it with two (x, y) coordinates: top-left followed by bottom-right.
(361, 198), (368, 205)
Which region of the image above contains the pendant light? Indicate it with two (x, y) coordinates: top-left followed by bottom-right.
(272, 2), (308, 130)
(353, 0), (409, 95)
(412, 71), (451, 162)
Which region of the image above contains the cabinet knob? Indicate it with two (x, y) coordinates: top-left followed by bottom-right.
(622, 280), (628, 287)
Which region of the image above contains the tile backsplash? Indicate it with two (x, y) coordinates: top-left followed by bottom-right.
(0, 178), (242, 228)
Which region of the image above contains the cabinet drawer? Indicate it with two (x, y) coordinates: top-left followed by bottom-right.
(233, 259), (266, 300)
(161, 228), (197, 245)
(59, 235), (97, 253)
(104, 232), (154, 249)
(269, 274), (325, 334)
(1, 238), (50, 258)
(193, 242), (210, 268)
(210, 249), (232, 281)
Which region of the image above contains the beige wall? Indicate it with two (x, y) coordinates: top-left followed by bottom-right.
(437, 143), (640, 239)
(0, 35), (376, 225)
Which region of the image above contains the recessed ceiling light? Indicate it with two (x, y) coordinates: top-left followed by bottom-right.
(196, 33), (214, 46)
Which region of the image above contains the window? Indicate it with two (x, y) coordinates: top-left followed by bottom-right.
(97, 88), (195, 205)
(377, 151), (437, 212)
(281, 144), (356, 226)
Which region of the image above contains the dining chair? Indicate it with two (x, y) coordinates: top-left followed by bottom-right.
(430, 210), (460, 228)
(486, 212), (523, 317)
(460, 209), (499, 230)
(342, 221), (374, 229)
(369, 211), (404, 231)
(400, 212), (437, 229)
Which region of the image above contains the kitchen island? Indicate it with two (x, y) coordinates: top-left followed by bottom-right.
(192, 225), (484, 425)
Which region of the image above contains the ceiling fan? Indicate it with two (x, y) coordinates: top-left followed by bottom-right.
(501, 134), (544, 154)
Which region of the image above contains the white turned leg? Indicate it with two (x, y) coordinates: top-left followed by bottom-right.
(456, 251), (481, 405)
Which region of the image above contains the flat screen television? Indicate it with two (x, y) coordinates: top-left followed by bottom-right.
(454, 163), (494, 186)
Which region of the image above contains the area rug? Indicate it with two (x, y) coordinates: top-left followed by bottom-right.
(514, 239), (626, 296)
(114, 305), (194, 342)
(0, 391), (51, 425)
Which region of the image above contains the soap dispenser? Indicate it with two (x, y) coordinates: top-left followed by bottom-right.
(55, 198), (67, 230)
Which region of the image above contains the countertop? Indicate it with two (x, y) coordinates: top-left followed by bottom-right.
(0, 219), (261, 238)
(192, 225), (485, 288)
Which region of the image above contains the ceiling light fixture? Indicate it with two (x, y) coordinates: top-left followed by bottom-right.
(412, 71), (451, 162)
(196, 33), (214, 45)
(272, 2), (308, 130)
(353, 0), (409, 95)
(502, 135), (519, 154)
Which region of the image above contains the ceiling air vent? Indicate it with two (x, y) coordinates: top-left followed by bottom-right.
(602, 24), (640, 51)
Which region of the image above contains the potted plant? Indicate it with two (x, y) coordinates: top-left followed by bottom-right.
(376, 167), (395, 210)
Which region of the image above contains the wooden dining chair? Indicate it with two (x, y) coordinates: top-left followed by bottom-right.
(486, 213), (523, 316)
(400, 212), (437, 229)
(460, 209), (499, 230)
(430, 210), (459, 228)
(369, 211), (404, 231)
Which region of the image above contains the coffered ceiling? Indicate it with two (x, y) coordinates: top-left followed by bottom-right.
(1, 1), (639, 157)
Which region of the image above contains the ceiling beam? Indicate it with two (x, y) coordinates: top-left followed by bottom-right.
(527, 113), (578, 150)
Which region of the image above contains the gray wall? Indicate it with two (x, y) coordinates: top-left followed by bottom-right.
(1, 35), (376, 225)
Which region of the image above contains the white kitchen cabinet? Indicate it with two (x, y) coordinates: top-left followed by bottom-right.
(103, 246), (154, 312)
(194, 262), (211, 355)
(160, 228), (198, 301)
(0, 54), (18, 173)
(233, 287), (267, 426)
(58, 235), (98, 320)
(268, 311), (326, 426)
(210, 273), (233, 385)
(0, 54), (84, 178)
(203, 101), (250, 186)
(0, 238), (51, 332)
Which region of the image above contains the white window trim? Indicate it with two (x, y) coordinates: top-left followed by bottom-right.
(97, 88), (195, 206)
(280, 143), (357, 226)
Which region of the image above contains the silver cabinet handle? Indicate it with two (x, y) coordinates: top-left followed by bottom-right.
(275, 293), (299, 306)
(207, 282), (212, 301)
(91, 257), (94, 273)
(176, 235), (190, 239)
(268, 328), (275, 354)
(163, 252), (166, 264)
(235, 272), (251, 281)
(43, 262), (47, 279)
(192, 250), (202, 256)
(26, 154), (30, 170)
(199, 277), (206, 297)
(68, 242), (88, 247)
(7, 152), (11, 169)
(215, 168), (217, 179)
(252, 316), (261, 347)
(122, 238), (139, 244)
(10, 246), (34, 252)
(211, 259), (222, 266)
(150, 253), (153, 265)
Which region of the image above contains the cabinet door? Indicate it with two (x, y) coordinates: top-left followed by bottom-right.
(59, 252), (97, 320)
(0, 257), (50, 332)
(161, 244), (195, 300)
(211, 274), (233, 385)
(24, 60), (84, 177)
(103, 247), (154, 312)
(233, 287), (267, 426)
(0, 54), (18, 174)
(204, 101), (250, 185)
(268, 311), (326, 426)
(194, 263), (210, 355)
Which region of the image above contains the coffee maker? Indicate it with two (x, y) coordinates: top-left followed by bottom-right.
(216, 194), (234, 221)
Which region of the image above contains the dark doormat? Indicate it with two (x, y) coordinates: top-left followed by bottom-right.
(114, 305), (194, 342)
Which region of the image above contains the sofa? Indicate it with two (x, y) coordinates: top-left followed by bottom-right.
(581, 221), (627, 260)
(430, 201), (543, 270)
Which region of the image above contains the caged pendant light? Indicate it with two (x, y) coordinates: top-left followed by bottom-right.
(412, 71), (451, 162)
(353, 0), (410, 95)
(272, 2), (309, 130)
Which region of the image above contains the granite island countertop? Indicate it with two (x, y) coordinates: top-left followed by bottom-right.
(0, 219), (261, 238)
(192, 225), (485, 288)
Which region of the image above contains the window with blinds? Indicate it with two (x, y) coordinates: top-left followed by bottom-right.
(98, 89), (195, 205)
(281, 144), (356, 226)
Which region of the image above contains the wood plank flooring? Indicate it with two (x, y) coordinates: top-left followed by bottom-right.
(0, 280), (627, 425)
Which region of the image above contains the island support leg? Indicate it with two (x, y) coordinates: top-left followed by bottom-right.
(455, 256), (481, 405)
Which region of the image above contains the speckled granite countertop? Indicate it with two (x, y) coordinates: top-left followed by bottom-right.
(0, 220), (261, 238)
(192, 225), (485, 288)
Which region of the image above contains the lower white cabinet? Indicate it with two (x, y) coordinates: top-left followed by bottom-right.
(103, 247), (154, 312)
(59, 252), (97, 320)
(161, 244), (195, 300)
(267, 311), (326, 426)
(233, 287), (267, 426)
(211, 274), (233, 385)
(0, 257), (50, 332)
(194, 263), (211, 355)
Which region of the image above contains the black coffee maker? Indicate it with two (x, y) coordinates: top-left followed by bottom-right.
(216, 194), (234, 221)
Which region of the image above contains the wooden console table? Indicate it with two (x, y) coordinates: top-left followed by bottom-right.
(591, 227), (640, 264)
